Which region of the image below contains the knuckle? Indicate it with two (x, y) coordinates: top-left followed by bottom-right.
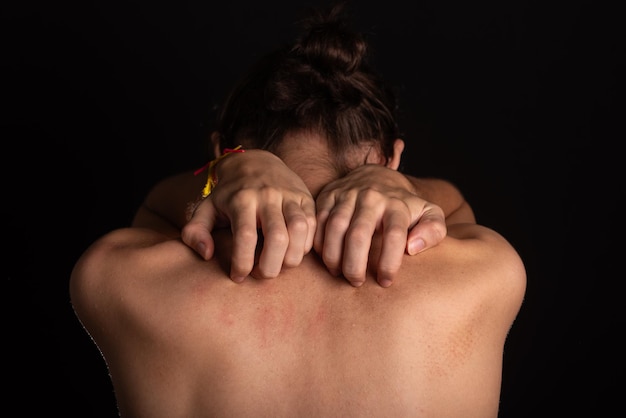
(264, 228), (289, 247)
(391, 198), (411, 212)
(287, 215), (309, 234)
(181, 222), (201, 242)
(306, 214), (318, 230)
(384, 225), (407, 242)
(236, 227), (258, 244)
(259, 185), (283, 200)
(326, 210), (351, 231)
(346, 226), (372, 246)
(359, 188), (383, 205)
(228, 190), (254, 208)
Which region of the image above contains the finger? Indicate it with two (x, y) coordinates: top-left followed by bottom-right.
(181, 198), (218, 260)
(256, 198), (289, 278)
(302, 197), (317, 255)
(228, 194), (260, 282)
(320, 197), (356, 277)
(406, 205), (447, 255)
(282, 200), (314, 268)
(376, 208), (410, 287)
(341, 198), (379, 287)
(313, 191), (335, 254)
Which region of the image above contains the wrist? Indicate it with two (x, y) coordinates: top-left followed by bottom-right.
(194, 145), (245, 198)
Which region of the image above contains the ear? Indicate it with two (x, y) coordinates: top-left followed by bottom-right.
(210, 131), (222, 158)
(386, 139), (405, 170)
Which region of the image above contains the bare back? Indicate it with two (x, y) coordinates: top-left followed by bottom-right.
(70, 224), (525, 418)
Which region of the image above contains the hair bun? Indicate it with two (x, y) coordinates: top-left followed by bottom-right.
(291, 2), (366, 75)
(216, 0), (399, 165)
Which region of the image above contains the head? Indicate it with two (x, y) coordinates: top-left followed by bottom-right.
(211, 1), (404, 183)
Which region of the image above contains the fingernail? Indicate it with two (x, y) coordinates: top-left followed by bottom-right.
(231, 276), (245, 283)
(379, 279), (392, 288)
(408, 238), (425, 255)
(196, 242), (207, 259)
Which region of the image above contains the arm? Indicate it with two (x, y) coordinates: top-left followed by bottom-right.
(133, 160), (474, 234)
(313, 164), (474, 287)
(133, 151), (317, 282)
(132, 171), (206, 237)
(131, 150), (473, 286)
(404, 176), (476, 225)
(180, 150), (317, 282)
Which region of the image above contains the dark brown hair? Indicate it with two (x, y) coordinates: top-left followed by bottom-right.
(215, 1), (399, 169)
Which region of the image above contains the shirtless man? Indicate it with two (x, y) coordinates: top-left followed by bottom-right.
(70, 4), (526, 417)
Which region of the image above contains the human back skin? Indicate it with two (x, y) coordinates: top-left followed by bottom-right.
(70, 220), (526, 418)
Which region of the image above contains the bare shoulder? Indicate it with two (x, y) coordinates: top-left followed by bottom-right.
(71, 228), (174, 277)
(403, 221), (527, 328)
(407, 176), (476, 223)
(70, 227), (196, 286)
(70, 228), (192, 332)
(444, 222), (526, 277)
(400, 221), (525, 279)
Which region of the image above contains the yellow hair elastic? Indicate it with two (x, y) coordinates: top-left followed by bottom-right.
(194, 145), (245, 198)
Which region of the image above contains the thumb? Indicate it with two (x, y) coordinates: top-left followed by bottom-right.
(181, 199), (218, 260)
(406, 207), (447, 255)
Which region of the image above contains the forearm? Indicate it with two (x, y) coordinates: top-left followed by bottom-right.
(132, 168), (475, 235)
(405, 176), (476, 225)
(131, 171), (205, 235)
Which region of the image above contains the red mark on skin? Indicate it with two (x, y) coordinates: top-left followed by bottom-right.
(254, 305), (277, 348)
(281, 301), (296, 336)
(252, 301), (298, 348)
(305, 305), (327, 339)
(218, 305), (235, 327)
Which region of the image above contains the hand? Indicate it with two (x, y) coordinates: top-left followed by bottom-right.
(181, 150), (317, 282)
(314, 164), (446, 288)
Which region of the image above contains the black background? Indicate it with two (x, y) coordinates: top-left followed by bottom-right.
(3, 1), (622, 416)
